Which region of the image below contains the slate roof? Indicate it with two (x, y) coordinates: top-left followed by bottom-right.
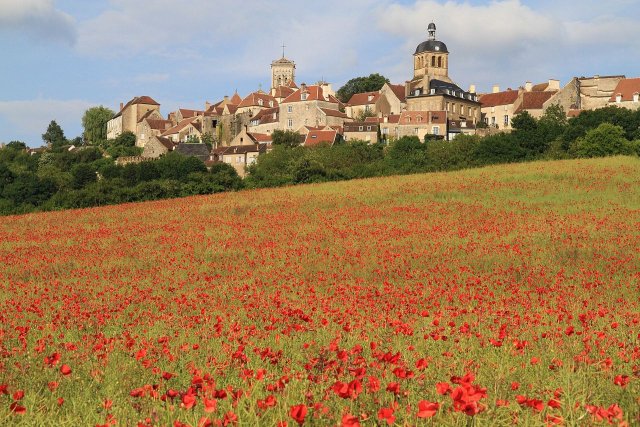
(415, 40), (448, 54)
(174, 143), (210, 161)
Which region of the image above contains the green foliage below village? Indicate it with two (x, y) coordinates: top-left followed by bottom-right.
(1, 106), (639, 216)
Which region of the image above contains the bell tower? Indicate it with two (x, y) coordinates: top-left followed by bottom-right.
(271, 44), (296, 91)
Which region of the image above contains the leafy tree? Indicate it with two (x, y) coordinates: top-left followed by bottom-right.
(71, 163), (97, 189)
(272, 130), (302, 148)
(2, 173), (57, 207)
(0, 163), (15, 187)
(292, 157), (327, 184)
(42, 120), (67, 148)
(355, 108), (377, 122)
(573, 123), (636, 158)
(201, 133), (215, 150)
(105, 131), (141, 158)
(82, 106), (115, 144)
(336, 73), (390, 103)
(385, 136), (429, 173)
(5, 141), (27, 151)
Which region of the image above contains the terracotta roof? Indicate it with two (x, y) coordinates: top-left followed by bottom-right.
(179, 108), (203, 118)
(282, 85), (325, 103)
(112, 95), (160, 118)
(399, 111), (446, 125)
(320, 108), (349, 119)
(387, 84), (407, 102)
(248, 133), (272, 143)
(567, 109), (583, 118)
(155, 136), (176, 150)
(146, 119), (172, 131)
(230, 93), (242, 105)
(347, 91), (380, 106)
(479, 90), (520, 108)
(366, 115), (401, 124)
(273, 85), (296, 99)
(532, 82), (549, 92)
(514, 91), (556, 113)
(344, 122), (379, 132)
(287, 81), (299, 89)
(161, 118), (198, 136)
(225, 104), (239, 115)
(609, 78), (640, 102)
(238, 92), (278, 109)
(304, 130), (337, 147)
(250, 107), (279, 125)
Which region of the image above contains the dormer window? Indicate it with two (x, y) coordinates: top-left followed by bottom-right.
(634, 93), (639, 102)
(417, 116), (422, 122)
(269, 101), (274, 107)
(258, 99), (263, 106)
(301, 93), (308, 101)
(616, 94), (622, 103)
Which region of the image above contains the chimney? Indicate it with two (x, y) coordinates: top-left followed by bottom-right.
(492, 85), (500, 94)
(525, 81), (532, 92)
(548, 79), (560, 91)
(120, 102), (124, 111)
(468, 84), (476, 94)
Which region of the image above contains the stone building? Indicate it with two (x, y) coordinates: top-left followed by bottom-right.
(405, 23), (481, 124)
(344, 121), (380, 144)
(136, 111), (171, 148)
(271, 54), (296, 91)
(608, 78), (640, 110)
(141, 135), (175, 158)
(107, 96), (161, 140)
(280, 83), (351, 131)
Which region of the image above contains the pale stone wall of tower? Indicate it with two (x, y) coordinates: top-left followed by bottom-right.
(414, 53), (450, 82)
(271, 59), (296, 90)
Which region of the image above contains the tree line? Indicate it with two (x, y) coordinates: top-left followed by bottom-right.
(1, 105), (639, 216)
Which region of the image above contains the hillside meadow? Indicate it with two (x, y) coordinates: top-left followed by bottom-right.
(0, 156), (639, 426)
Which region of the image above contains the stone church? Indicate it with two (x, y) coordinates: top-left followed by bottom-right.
(405, 22), (481, 124)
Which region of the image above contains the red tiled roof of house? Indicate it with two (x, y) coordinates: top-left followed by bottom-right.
(347, 91), (380, 106)
(161, 118), (198, 136)
(320, 108), (349, 119)
(238, 92), (278, 109)
(248, 133), (272, 143)
(179, 108), (203, 118)
(514, 91), (557, 113)
(146, 119), (172, 131)
(156, 136), (176, 150)
(225, 104), (239, 115)
(388, 84), (407, 102)
(304, 130), (337, 147)
(282, 85), (325, 103)
(273, 85), (296, 99)
(479, 90), (520, 108)
(250, 107), (279, 125)
(609, 78), (640, 102)
(113, 96), (160, 118)
(230, 93), (242, 105)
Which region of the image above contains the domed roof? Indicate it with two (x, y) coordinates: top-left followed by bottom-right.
(415, 40), (448, 54)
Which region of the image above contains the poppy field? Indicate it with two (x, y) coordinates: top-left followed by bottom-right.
(1, 156), (639, 426)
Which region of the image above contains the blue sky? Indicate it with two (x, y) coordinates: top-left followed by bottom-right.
(1, 0), (639, 146)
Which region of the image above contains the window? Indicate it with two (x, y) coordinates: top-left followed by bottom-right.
(616, 94), (622, 103)
(433, 126), (439, 135)
(504, 115), (509, 126)
(491, 117), (496, 125)
(301, 93), (308, 101)
(438, 57), (442, 67)
(237, 156), (243, 164)
(287, 119), (293, 128)
(358, 126), (363, 131)
(634, 93), (639, 102)
(431, 56), (436, 66)
(417, 116), (422, 122)
(367, 126), (372, 131)
(258, 99), (263, 106)
(382, 128), (389, 135)
(287, 106), (293, 113)
(414, 128), (419, 134)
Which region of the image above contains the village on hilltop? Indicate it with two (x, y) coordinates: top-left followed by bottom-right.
(105, 23), (640, 177)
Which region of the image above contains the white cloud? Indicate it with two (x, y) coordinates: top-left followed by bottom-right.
(0, 0), (76, 45)
(0, 99), (93, 145)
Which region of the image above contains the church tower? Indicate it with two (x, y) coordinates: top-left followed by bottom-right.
(271, 45), (296, 91)
(413, 22), (451, 83)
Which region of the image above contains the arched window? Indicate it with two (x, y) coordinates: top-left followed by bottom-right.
(438, 56), (442, 67)
(431, 56), (436, 67)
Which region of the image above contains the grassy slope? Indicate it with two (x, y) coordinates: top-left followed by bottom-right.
(0, 156), (639, 426)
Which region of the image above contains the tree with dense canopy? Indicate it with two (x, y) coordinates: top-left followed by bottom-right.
(42, 120), (67, 148)
(336, 73), (390, 103)
(82, 106), (115, 144)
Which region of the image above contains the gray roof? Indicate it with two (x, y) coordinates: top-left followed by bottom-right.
(415, 40), (448, 54)
(175, 143), (210, 161)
